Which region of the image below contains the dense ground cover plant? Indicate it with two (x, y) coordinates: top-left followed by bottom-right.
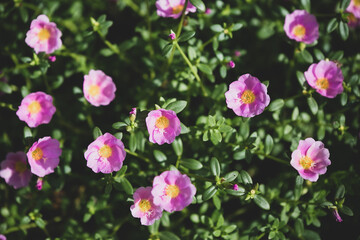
(0, 0), (360, 239)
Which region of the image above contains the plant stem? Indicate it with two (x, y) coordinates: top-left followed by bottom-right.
(124, 148), (151, 163)
(174, 42), (208, 96)
(255, 152), (290, 166)
(200, 33), (220, 51)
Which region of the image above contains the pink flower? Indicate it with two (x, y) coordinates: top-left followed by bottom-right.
(83, 70), (116, 107)
(0, 234), (6, 240)
(228, 61), (235, 68)
(225, 74), (270, 118)
(290, 138), (331, 182)
(347, 0), (360, 19)
(130, 187), (163, 225)
(347, 12), (360, 28)
(16, 91), (56, 128)
(156, 0), (196, 19)
(234, 50), (241, 57)
(233, 184), (239, 191)
(129, 108), (137, 116)
(169, 32), (176, 40)
(48, 56), (56, 62)
(84, 133), (126, 174)
(284, 10), (319, 44)
(27, 137), (62, 177)
(205, 8), (212, 15)
(304, 60), (344, 98)
(145, 109), (181, 145)
(36, 177), (43, 190)
(25, 15), (62, 54)
(333, 208), (343, 222)
(0, 152), (32, 189)
(151, 170), (196, 212)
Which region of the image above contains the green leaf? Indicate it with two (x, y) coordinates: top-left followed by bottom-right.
(307, 97), (318, 115)
(178, 31), (196, 42)
(268, 99), (284, 112)
(149, 220), (160, 234)
(198, 63), (212, 75)
(83, 213), (92, 223)
(340, 93), (348, 106)
(166, 100), (187, 113)
(24, 127), (32, 138)
(224, 225), (237, 234)
(294, 176), (304, 200)
(294, 219), (304, 237)
(335, 185), (345, 199)
(300, 50), (313, 63)
(112, 122), (127, 129)
(225, 188), (245, 196)
(93, 127), (103, 139)
(210, 157), (221, 176)
(240, 170), (252, 185)
(35, 218), (46, 229)
(162, 43), (173, 57)
(213, 195), (221, 210)
(210, 129), (222, 145)
(339, 21), (349, 41)
(181, 158), (203, 170)
(253, 195), (270, 210)
(153, 150), (167, 162)
(303, 230), (321, 240)
(224, 171), (239, 182)
(19, 7), (29, 23)
(210, 24), (223, 32)
(180, 122), (190, 134)
(296, 71), (306, 86)
(300, 0), (311, 12)
(0, 81), (12, 94)
(159, 231), (181, 240)
(314, 49), (325, 61)
(327, 18), (338, 33)
(120, 178), (133, 195)
(172, 138), (183, 156)
(129, 133), (137, 152)
(265, 135), (274, 155)
(340, 205), (353, 216)
(292, 107), (299, 121)
(203, 185), (218, 201)
(105, 183), (112, 194)
(219, 124), (233, 133)
(340, 0), (351, 10)
(220, 65), (227, 78)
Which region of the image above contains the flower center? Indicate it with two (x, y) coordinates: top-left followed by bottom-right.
(165, 184), (180, 198)
(28, 101), (41, 114)
(99, 145), (112, 158)
(299, 156), (313, 170)
(172, 5), (184, 14)
(139, 199), (151, 213)
(88, 85), (100, 97)
(292, 24), (306, 38)
(354, 0), (360, 7)
(316, 78), (329, 90)
(38, 28), (51, 41)
(155, 116), (169, 129)
(241, 90), (256, 104)
(15, 161), (27, 173)
(32, 147), (44, 161)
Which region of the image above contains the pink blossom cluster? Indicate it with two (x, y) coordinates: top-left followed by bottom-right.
(130, 170), (196, 225)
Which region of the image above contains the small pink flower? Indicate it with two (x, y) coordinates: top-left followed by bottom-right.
(169, 32), (176, 40)
(225, 74), (270, 118)
(304, 60), (344, 98)
(36, 177), (43, 190)
(151, 170), (196, 212)
(347, 0), (360, 18)
(234, 50), (241, 57)
(48, 56), (56, 62)
(129, 108), (137, 116)
(84, 133), (126, 174)
(290, 138), (331, 182)
(27, 137), (62, 177)
(156, 0), (196, 19)
(83, 70), (116, 107)
(233, 184), (239, 191)
(205, 8), (212, 15)
(0, 152), (32, 189)
(333, 208), (343, 222)
(228, 61), (235, 68)
(130, 187), (163, 225)
(145, 109), (181, 145)
(284, 10), (319, 44)
(16, 91), (56, 128)
(25, 15), (62, 54)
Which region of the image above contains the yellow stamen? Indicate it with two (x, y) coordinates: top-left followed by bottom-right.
(139, 199), (151, 213)
(241, 90), (256, 104)
(172, 5), (184, 14)
(155, 116), (169, 129)
(292, 24), (306, 38)
(316, 78), (329, 90)
(32, 148), (43, 161)
(38, 28), (51, 41)
(354, 0), (360, 7)
(165, 184), (180, 198)
(15, 161), (27, 173)
(28, 101), (41, 114)
(99, 145), (112, 158)
(88, 85), (100, 97)
(299, 156), (313, 170)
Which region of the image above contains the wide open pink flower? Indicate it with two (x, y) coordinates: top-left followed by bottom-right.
(130, 187), (163, 225)
(304, 60), (344, 98)
(84, 133), (126, 174)
(152, 170), (196, 212)
(83, 70), (116, 107)
(27, 137), (62, 177)
(347, 0), (360, 18)
(290, 138), (331, 182)
(156, 0), (196, 19)
(225, 74), (270, 118)
(0, 152), (32, 189)
(16, 91), (56, 128)
(146, 109), (181, 145)
(25, 15), (62, 54)
(284, 10), (319, 44)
